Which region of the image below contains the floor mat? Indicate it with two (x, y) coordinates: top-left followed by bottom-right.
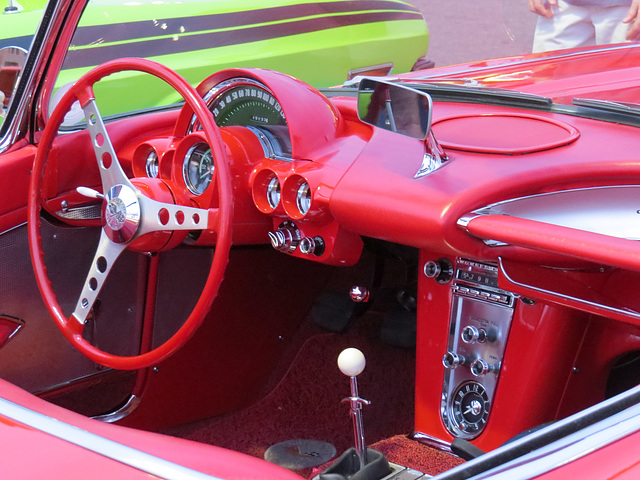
(371, 435), (465, 476)
(165, 315), (416, 471)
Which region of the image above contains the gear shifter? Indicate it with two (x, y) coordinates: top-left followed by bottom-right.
(317, 349), (391, 480)
(338, 348), (371, 469)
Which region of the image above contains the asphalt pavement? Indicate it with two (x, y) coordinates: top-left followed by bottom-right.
(410, 0), (538, 68)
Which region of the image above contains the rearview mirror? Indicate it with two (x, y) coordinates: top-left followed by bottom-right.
(357, 78), (432, 140)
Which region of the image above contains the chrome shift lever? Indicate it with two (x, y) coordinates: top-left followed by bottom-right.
(338, 348), (371, 470)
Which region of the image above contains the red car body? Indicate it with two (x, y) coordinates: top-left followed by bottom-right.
(1, 1), (640, 479)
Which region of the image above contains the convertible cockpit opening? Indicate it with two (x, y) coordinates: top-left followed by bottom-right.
(3, 0), (640, 479)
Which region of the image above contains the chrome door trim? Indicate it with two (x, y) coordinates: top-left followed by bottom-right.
(0, 395), (225, 480)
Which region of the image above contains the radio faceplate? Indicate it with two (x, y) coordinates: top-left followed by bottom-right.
(441, 259), (516, 439)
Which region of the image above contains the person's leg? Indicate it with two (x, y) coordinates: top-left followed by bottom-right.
(592, 5), (634, 45)
(533, 0), (595, 52)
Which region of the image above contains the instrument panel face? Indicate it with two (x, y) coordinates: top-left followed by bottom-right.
(207, 78), (286, 128)
(199, 77), (292, 160)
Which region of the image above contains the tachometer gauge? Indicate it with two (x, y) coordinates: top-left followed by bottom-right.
(183, 143), (214, 195)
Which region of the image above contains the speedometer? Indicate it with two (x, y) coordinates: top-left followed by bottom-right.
(207, 78), (287, 128)
(192, 77), (292, 160)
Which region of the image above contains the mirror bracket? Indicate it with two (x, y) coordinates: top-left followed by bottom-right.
(415, 130), (448, 178)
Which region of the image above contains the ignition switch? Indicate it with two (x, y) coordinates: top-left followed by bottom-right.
(268, 221), (301, 254)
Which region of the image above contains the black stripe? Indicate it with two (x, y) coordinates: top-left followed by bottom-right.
(63, 10), (423, 70)
(70, 1), (420, 46)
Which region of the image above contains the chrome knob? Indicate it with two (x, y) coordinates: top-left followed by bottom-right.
(424, 260), (441, 278)
(299, 236), (325, 256)
(462, 325), (486, 344)
(349, 286), (370, 303)
(470, 359), (498, 377)
(423, 258), (454, 284)
(268, 222), (300, 254)
(442, 351), (467, 369)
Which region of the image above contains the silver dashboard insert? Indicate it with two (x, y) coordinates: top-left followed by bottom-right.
(441, 258), (516, 439)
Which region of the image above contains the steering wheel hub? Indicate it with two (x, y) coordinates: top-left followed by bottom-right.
(104, 184), (140, 243)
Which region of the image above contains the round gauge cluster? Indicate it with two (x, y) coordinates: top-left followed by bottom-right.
(296, 182), (311, 216)
(145, 150), (159, 178)
(266, 175), (281, 209)
(252, 170), (315, 220)
(206, 78), (286, 128)
(192, 77), (292, 160)
(183, 143), (214, 196)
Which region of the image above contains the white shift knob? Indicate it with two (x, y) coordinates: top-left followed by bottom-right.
(338, 348), (366, 377)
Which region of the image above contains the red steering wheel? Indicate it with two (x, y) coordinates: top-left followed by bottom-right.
(28, 58), (233, 370)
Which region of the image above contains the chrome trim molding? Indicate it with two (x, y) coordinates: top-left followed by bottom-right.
(92, 394), (141, 423)
(56, 203), (103, 220)
(498, 258), (640, 323)
(412, 431), (453, 454)
(0, 396), (225, 479)
(467, 185), (640, 241)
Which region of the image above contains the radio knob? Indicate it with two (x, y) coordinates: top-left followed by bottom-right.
(462, 325), (487, 344)
(423, 258), (454, 284)
(424, 261), (441, 278)
(470, 359), (498, 377)
(442, 351), (467, 369)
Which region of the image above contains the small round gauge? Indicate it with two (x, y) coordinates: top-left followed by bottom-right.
(267, 175), (281, 209)
(451, 381), (490, 434)
(183, 143), (214, 195)
(145, 150), (159, 178)
(296, 181), (311, 216)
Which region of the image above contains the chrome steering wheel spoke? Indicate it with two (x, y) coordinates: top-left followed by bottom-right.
(138, 196), (212, 235)
(83, 99), (133, 193)
(71, 229), (127, 325)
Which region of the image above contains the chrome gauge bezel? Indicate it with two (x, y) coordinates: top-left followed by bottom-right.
(266, 175), (281, 209)
(145, 150), (159, 178)
(296, 181), (311, 216)
(182, 142), (214, 196)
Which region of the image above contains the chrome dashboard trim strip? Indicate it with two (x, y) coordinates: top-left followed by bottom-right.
(497, 258), (640, 323)
(0, 396), (224, 480)
(470, 185), (640, 240)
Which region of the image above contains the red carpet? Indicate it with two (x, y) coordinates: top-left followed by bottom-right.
(166, 315), (463, 477)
